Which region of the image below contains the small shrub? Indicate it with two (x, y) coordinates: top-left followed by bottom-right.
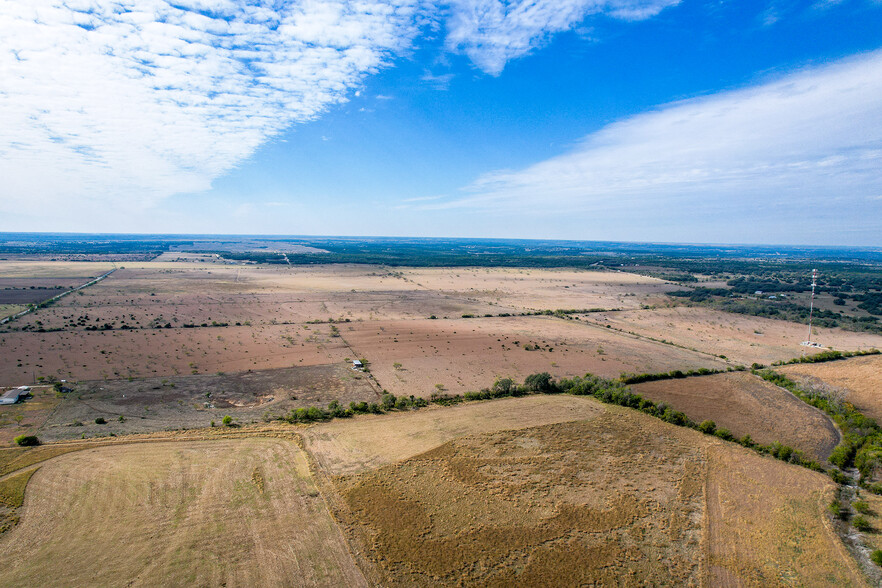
(222, 415), (233, 426)
(853, 514), (873, 532)
(118, 415), (126, 423)
(14, 435), (39, 447)
(697, 420), (716, 435)
(854, 500), (871, 514)
(871, 550), (882, 566)
(830, 469), (849, 485)
(95, 417), (106, 425)
(714, 428), (734, 441)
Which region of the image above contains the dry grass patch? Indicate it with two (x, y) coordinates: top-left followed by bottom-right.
(0, 468), (38, 508)
(0, 438), (366, 587)
(303, 395), (605, 475)
(334, 409), (706, 586)
(781, 355), (882, 423)
(345, 316), (720, 398)
(324, 403), (863, 586)
(704, 443), (863, 586)
(632, 371), (839, 461)
(582, 306), (882, 365)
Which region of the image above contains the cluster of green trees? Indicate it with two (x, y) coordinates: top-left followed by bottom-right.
(283, 394), (430, 423)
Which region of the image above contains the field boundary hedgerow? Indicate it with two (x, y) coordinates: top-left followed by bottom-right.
(772, 348), (880, 366)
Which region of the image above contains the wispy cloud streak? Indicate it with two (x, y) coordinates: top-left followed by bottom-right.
(441, 50), (882, 236)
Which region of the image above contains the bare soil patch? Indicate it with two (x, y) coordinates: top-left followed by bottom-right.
(303, 395), (605, 475)
(781, 355), (882, 422)
(582, 306), (882, 365)
(38, 364), (379, 442)
(343, 316), (721, 398)
(632, 371), (838, 461)
(0, 438), (366, 587)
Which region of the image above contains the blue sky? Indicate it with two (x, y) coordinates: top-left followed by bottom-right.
(2, 0), (881, 245)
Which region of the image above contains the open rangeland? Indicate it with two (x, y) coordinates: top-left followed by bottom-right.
(631, 371), (840, 461)
(580, 306), (882, 366)
(35, 364), (379, 442)
(320, 401), (861, 586)
(399, 267), (680, 311)
(0, 323), (353, 382)
(780, 355), (882, 423)
(343, 316), (723, 398)
(0, 438), (366, 587)
(303, 395), (605, 475)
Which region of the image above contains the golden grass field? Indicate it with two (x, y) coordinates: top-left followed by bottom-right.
(320, 401), (862, 586)
(0, 438), (366, 587)
(781, 355), (882, 422)
(632, 371), (840, 461)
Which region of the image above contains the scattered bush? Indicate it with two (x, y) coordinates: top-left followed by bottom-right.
(698, 420), (717, 435)
(853, 514), (873, 532)
(13, 435), (39, 447)
(871, 550), (882, 566)
(854, 500), (871, 514)
(221, 415), (232, 426)
(95, 417), (106, 425)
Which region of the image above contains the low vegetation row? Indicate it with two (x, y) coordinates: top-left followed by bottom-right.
(619, 366), (744, 385)
(771, 348), (880, 366)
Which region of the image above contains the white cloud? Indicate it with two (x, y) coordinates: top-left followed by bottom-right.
(443, 0), (679, 75)
(0, 0), (419, 218)
(441, 50), (882, 241)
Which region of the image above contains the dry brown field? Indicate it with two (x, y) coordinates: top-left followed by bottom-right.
(781, 355), (882, 422)
(0, 261), (115, 278)
(400, 266), (678, 310)
(0, 323), (353, 382)
(320, 401), (861, 586)
(37, 364), (379, 442)
(632, 371), (839, 461)
(0, 438), (366, 587)
(581, 306), (882, 365)
(303, 395), (605, 475)
(345, 315), (722, 398)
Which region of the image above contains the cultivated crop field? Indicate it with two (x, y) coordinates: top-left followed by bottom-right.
(632, 371), (840, 461)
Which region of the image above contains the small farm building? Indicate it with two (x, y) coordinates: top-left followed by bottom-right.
(0, 386), (30, 405)
(352, 360), (363, 369)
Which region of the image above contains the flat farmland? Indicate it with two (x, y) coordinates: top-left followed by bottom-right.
(0, 438), (366, 587)
(581, 306), (882, 365)
(632, 371), (839, 461)
(320, 401), (861, 586)
(303, 395), (605, 475)
(0, 323), (351, 382)
(38, 364), (379, 442)
(400, 267), (679, 311)
(0, 261), (114, 278)
(781, 355), (882, 422)
(343, 316), (722, 398)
